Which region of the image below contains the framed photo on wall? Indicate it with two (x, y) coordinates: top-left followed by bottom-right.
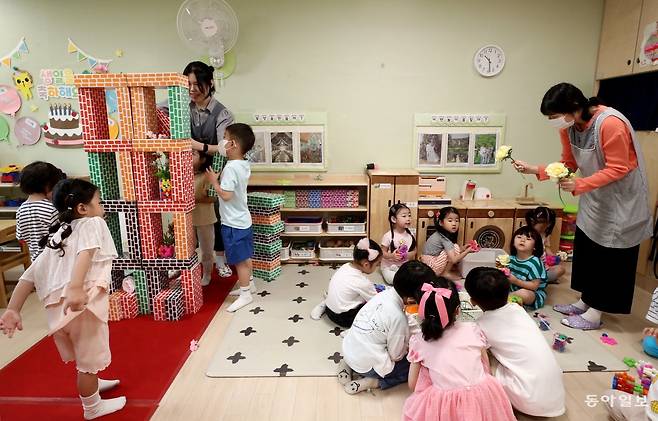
(236, 112), (327, 171)
(413, 113), (505, 173)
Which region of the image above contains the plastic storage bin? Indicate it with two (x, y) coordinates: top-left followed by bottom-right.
(281, 241), (290, 261)
(326, 216), (366, 234)
(319, 241), (354, 261)
(290, 241), (316, 259)
(460, 248), (506, 278)
(284, 216), (323, 233)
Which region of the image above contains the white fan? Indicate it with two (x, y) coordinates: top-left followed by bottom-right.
(177, 0), (239, 67)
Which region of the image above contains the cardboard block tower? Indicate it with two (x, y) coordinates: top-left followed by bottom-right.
(74, 73), (202, 321)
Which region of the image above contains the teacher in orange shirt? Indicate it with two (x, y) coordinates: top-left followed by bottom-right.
(514, 83), (653, 330)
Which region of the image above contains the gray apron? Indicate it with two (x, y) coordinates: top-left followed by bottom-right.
(568, 107), (653, 249)
(190, 99), (228, 146)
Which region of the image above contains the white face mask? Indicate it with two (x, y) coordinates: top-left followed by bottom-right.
(548, 115), (575, 130)
(217, 138), (231, 157)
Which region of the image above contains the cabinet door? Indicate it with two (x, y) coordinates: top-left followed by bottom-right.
(549, 217), (562, 254)
(369, 176), (395, 242)
(634, 0), (658, 73)
(394, 176), (419, 230)
(417, 218), (430, 256)
(596, 0), (643, 79)
(464, 218), (515, 252)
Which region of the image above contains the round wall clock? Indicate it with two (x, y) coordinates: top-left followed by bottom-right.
(474, 44), (505, 77)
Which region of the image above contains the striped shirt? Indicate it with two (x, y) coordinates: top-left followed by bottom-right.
(509, 255), (548, 310)
(16, 199), (58, 262)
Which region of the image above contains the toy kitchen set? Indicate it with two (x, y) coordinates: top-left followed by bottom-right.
(367, 170), (566, 256)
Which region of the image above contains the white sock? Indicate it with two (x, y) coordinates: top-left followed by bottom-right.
(581, 307), (602, 324)
(98, 378), (120, 393)
(215, 254), (226, 267)
(80, 390), (126, 420)
(227, 289), (253, 312)
(573, 299), (589, 311)
(310, 300), (326, 320)
(344, 377), (379, 394)
(229, 280), (257, 296)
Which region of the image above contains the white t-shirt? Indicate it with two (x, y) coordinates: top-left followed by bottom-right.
(325, 263), (376, 313)
(219, 159), (252, 229)
(342, 288), (409, 377)
(477, 303), (565, 417)
(380, 230), (414, 269)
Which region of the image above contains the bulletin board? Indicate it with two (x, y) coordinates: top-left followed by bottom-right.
(234, 112), (327, 172)
(413, 113), (506, 174)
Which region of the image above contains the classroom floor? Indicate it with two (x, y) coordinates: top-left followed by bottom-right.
(1, 264), (655, 421)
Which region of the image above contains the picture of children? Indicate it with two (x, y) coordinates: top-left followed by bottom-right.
(446, 133), (470, 165)
(474, 133), (497, 165)
(418, 133), (442, 165)
(300, 132), (323, 164)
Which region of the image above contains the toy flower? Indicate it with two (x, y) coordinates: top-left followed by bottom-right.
(556, 251), (568, 261)
(545, 162), (574, 182)
(495, 145), (515, 163)
(500, 267), (511, 277)
(496, 254), (510, 267)
(468, 240), (480, 252)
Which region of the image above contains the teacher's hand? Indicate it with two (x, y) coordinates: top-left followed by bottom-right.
(559, 179), (576, 192)
(512, 160), (539, 175)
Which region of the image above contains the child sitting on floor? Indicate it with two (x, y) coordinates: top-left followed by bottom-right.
(465, 267), (564, 417)
(403, 276), (515, 421)
(508, 225), (548, 309)
(380, 203), (417, 284)
(525, 206), (565, 284)
(338, 260), (429, 394)
(310, 238), (382, 327)
(420, 207), (473, 281)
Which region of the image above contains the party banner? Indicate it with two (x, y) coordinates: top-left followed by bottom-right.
(0, 37), (29, 68)
(67, 38), (111, 71)
(36, 68), (78, 100)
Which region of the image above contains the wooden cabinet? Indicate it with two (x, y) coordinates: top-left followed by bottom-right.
(463, 208), (515, 252)
(367, 170), (419, 243)
(596, 0), (643, 79)
(416, 207), (465, 255)
(596, 0), (658, 79)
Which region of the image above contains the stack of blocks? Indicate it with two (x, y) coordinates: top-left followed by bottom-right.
(75, 72), (203, 321)
(248, 192), (284, 281)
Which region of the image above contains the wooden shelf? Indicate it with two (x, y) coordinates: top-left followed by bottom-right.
(280, 206), (367, 212)
(0, 207), (19, 213)
(249, 173), (368, 187)
(282, 257), (351, 264)
(281, 232), (365, 237)
(0, 183), (19, 187)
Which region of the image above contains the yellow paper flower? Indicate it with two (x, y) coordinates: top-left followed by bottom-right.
(496, 254), (510, 266)
(545, 162), (572, 181)
(495, 145), (512, 162)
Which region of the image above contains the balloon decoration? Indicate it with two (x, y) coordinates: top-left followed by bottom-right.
(0, 116), (9, 141)
(0, 85), (21, 117)
(14, 116), (41, 146)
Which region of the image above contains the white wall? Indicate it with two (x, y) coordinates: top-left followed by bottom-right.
(0, 0), (603, 201)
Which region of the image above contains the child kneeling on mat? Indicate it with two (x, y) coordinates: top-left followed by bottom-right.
(310, 238), (382, 327)
(0, 179), (125, 420)
(337, 260), (429, 394)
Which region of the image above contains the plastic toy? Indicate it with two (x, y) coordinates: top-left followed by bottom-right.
(600, 333), (618, 346)
(612, 359), (657, 396)
(552, 333), (573, 352)
(374, 284), (386, 293)
(643, 335), (658, 358)
(398, 243), (408, 260)
(508, 295), (523, 305)
(538, 319), (551, 331)
(0, 165), (21, 183)
(468, 239), (480, 252)
(544, 254), (561, 267)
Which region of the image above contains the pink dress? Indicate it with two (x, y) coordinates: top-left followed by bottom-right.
(403, 322), (515, 421)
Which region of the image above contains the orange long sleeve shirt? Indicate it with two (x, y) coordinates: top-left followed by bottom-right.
(537, 107), (638, 196)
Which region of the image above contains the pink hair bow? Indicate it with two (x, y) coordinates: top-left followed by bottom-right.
(356, 237), (380, 261)
(418, 283), (452, 328)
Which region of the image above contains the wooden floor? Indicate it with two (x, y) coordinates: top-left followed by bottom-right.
(1, 264), (656, 420)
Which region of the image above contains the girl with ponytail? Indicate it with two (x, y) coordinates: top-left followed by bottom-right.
(0, 179), (126, 419)
(380, 203), (417, 284)
(402, 276), (515, 421)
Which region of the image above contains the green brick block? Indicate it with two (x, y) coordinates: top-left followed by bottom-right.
(253, 266), (282, 282)
(105, 212), (123, 256)
(254, 239), (283, 255)
(208, 154), (227, 197)
(283, 191), (296, 208)
(252, 220), (284, 235)
(133, 270), (150, 314)
(87, 152), (120, 200)
(247, 192), (284, 208)
(167, 86), (191, 139)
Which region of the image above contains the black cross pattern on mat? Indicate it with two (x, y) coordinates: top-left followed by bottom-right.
(227, 352), (246, 364)
(298, 270), (310, 275)
(274, 364), (294, 376)
(249, 306), (265, 314)
(288, 314), (304, 323)
(297, 263), (310, 267)
(240, 327), (257, 336)
(329, 327), (344, 336)
(282, 336), (300, 347)
(329, 263), (340, 270)
(257, 290), (271, 297)
(292, 296), (306, 304)
(328, 352), (343, 364)
(296, 282), (309, 288)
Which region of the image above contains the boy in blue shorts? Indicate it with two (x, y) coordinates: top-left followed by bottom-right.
(205, 123), (256, 312)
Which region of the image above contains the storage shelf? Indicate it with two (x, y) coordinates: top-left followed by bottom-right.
(0, 207), (19, 213)
(0, 183), (19, 187)
(280, 206), (367, 212)
(249, 173), (369, 187)
(281, 257), (351, 264)
(281, 231), (365, 237)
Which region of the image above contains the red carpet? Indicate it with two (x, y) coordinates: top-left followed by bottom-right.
(0, 272), (235, 420)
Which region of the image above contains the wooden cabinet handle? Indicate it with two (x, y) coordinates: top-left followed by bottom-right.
(470, 221), (474, 229)
(388, 200), (391, 207)
(421, 220), (425, 228)
(427, 210), (434, 218)
(627, 59), (632, 65)
(488, 210), (495, 218)
(637, 58), (641, 64)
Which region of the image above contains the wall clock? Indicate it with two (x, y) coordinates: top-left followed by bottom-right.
(474, 44), (505, 77)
